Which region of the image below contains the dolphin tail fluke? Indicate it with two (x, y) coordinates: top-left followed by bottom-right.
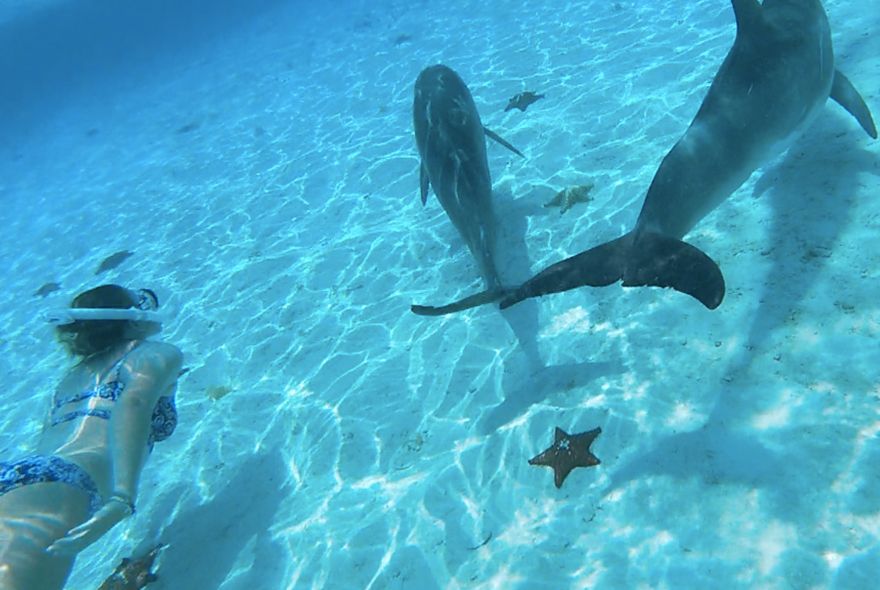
(830, 70), (878, 139)
(483, 127), (525, 158)
(498, 234), (630, 309)
(623, 231), (725, 310)
(498, 231), (725, 310)
(411, 287), (506, 316)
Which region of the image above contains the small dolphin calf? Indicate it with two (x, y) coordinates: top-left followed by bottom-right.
(412, 0), (875, 316)
(413, 64), (523, 293)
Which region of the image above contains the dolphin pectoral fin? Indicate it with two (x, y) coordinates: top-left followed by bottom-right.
(411, 288), (505, 316)
(623, 232), (725, 310)
(499, 235), (630, 310)
(830, 70), (878, 139)
(419, 163), (430, 205)
(483, 127), (525, 158)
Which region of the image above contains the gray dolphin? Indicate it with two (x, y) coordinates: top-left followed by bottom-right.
(412, 0), (875, 316)
(413, 64), (523, 293)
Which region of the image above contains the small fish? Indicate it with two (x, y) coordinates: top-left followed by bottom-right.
(95, 251), (134, 275)
(176, 122), (199, 134)
(34, 282), (61, 297)
(97, 544), (165, 590)
(504, 91), (545, 112)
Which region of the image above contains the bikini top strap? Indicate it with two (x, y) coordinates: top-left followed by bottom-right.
(51, 342), (141, 409)
(106, 341), (143, 382)
(107, 349), (131, 381)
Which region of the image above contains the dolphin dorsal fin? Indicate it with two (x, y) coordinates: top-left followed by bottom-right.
(731, 0), (763, 36)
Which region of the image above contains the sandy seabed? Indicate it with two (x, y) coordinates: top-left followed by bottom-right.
(0, 1), (878, 588)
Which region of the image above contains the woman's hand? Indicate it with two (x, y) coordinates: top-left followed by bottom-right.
(46, 495), (133, 556)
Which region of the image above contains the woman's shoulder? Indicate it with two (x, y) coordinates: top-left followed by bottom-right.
(126, 340), (183, 378)
(134, 340), (182, 358)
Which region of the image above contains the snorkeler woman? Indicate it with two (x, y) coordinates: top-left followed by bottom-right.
(0, 284), (182, 590)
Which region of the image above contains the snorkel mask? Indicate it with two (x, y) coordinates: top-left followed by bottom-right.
(42, 288), (164, 326)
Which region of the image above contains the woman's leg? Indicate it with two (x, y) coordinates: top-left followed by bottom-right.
(0, 482), (92, 590)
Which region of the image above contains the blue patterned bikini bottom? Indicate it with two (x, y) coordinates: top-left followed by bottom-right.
(0, 455), (102, 515)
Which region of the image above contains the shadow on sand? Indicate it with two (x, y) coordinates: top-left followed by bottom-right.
(140, 450), (290, 589)
(729, 117), (879, 374)
(487, 189), (625, 431)
(604, 114), (879, 530)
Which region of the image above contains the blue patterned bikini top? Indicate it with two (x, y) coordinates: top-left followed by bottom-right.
(51, 352), (177, 449)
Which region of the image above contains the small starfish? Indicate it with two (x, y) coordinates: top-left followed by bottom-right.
(505, 91), (545, 112)
(98, 544), (165, 590)
(543, 183), (594, 214)
(529, 426), (601, 488)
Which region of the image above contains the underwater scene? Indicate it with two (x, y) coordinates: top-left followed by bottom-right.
(0, 0), (878, 588)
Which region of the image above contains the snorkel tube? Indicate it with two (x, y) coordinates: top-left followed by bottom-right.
(42, 307), (164, 326)
(43, 286), (163, 326)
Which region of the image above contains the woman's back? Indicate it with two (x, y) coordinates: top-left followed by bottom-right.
(37, 340), (182, 499)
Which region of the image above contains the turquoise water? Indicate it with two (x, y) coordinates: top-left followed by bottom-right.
(1, 1), (878, 588)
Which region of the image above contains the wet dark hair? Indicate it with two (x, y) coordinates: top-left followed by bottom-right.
(55, 284), (159, 357)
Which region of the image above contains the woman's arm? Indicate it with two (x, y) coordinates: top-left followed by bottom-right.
(108, 342), (183, 504)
